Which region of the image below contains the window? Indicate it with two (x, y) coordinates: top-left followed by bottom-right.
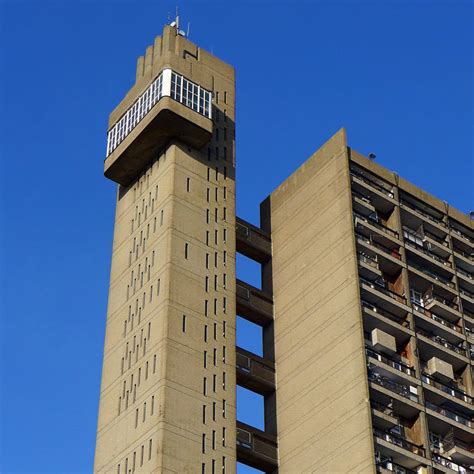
(185, 243), (189, 259)
(186, 177), (190, 192)
(182, 315), (187, 333)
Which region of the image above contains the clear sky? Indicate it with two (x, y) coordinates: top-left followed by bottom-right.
(0, 0), (472, 472)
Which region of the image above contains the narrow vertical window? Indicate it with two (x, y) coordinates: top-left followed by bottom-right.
(182, 314), (187, 333)
(203, 377), (207, 396)
(222, 456), (226, 474)
(206, 188), (210, 202)
(151, 396), (155, 415)
(202, 404), (206, 424)
(204, 324), (208, 342)
(148, 439), (152, 460)
(185, 243), (189, 259)
(204, 350), (208, 368)
(186, 177), (190, 192)
(135, 408), (139, 428)
(222, 399), (226, 418)
(224, 91), (227, 103)
(223, 187), (227, 201)
(205, 300), (209, 316)
(202, 433), (206, 454)
(222, 427), (226, 447)
(206, 253), (209, 269)
(212, 401), (216, 421)
(212, 430), (216, 449)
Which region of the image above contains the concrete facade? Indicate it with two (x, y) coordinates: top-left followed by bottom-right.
(96, 22), (474, 474)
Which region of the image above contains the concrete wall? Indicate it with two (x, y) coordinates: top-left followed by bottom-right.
(267, 129), (375, 473)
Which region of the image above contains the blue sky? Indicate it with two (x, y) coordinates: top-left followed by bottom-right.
(0, 1), (472, 472)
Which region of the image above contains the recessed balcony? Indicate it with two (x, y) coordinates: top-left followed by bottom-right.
(376, 456), (419, 474)
(356, 232), (404, 276)
(400, 199), (448, 233)
(236, 421), (278, 472)
(431, 453), (474, 474)
(350, 169), (397, 214)
(373, 428), (427, 469)
(358, 252), (383, 279)
(412, 304), (464, 343)
(368, 369), (422, 418)
(362, 299), (412, 332)
(422, 373), (473, 410)
(426, 402), (473, 434)
(441, 433), (474, 466)
(360, 277), (410, 317)
(354, 212), (401, 248)
(366, 347), (417, 383)
(424, 293), (461, 321)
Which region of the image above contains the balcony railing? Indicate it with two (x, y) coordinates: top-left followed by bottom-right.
(359, 252), (379, 269)
(442, 432), (474, 453)
(361, 299), (411, 328)
(356, 232), (402, 259)
(454, 246), (474, 262)
(408, 261), (456, 288)
(373, 428), (425, 457)
(425, 293), (459, 311)
(404, 238), (452, 268)
(432, 453), (474, 474)
(354, 212), (399, 239)
(411, 303), (462, 333)
(426, 401), (473, 428)
(421, 373), (473, 405)
(371, 400), (400, 422)
(460, 288), (474, 300)
(400, 199), (447, 228)
(366, 347), (416, 377)
(352, 189), (373, 204)
(350, 170), (395, 198)
(451, 227), (474, 245)
(375, 459), (417, 474)
(368, 369), (419, 402)
(416, 328), (466, 356)
(360, 277), (407, 305)
(424, 229), (449, 246)
(457, 267), (474, 280)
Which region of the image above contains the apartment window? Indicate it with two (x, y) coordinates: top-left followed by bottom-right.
(185, 243), (189, 259)
(186, 177), (190, 192)
(202, 433), (206, 453)
(212, 401), (216, 421)
(206, 253), (209, 269)
(204, 324), (208, 342)
(212, 430), (216, 449)
(203, 377), (207, 396)
(410, 289), (424, 307)
(222, 399), (226, 418)
(202, 404), (206, 424)
(204, 351), (208, 368)
(213, 374), (217, 392)
(182, 314), (187, 333)
(222, 427), (226, 447)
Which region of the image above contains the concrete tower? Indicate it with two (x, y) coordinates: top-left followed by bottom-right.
(95, 24), (237, 473)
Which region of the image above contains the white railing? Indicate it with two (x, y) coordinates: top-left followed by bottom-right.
(106, 68), (212, 157)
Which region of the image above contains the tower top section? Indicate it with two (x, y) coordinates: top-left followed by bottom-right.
(104, 23), (235, 186)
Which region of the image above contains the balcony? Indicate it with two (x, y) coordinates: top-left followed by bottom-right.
(236, 217), (272, 264)
(416, 328), (467, 358)
(412, 304), (464, 342)
(373, 428), (427, 468)
(362, 299), (411, 330)
(442, 432), (474, 465)
(371, 400), (400, 430)
(400, 199), (447, 230)
(236, 279), (273, 326)
(236, 346), (275, 396)
(356, 232), (403, 276)
(360, 277), (410, 317)
(366, 347), (416, 378)
(376, 456), (418, 474)
(404, 237), (452, 270)
(354, 212), (400, 245)
(450, 225), (474, 247)
(424, 293), (461, 321)
(358, 252), (383, 279)
(368, 370), (420, 404)
(432, 453), (474, 474)
(421, 373), (473, 407)
(426, 402), (473, 433)
(407, 262), (456, 296)
(104, 69), (213, 185)
(236, 421), (278, 472)
(350, 169), (397, 214)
